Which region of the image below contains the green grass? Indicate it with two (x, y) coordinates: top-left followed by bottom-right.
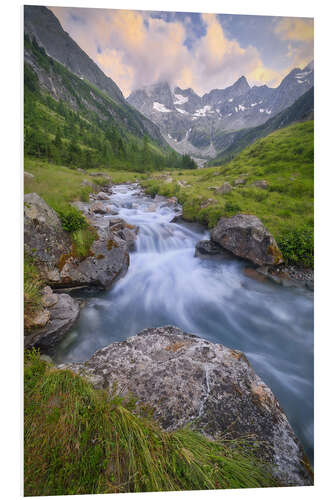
(142, 121), (314, 267)
(24, 256), (44, 329)
(24, 157), (144, 211)
(24, 350), (277, 496)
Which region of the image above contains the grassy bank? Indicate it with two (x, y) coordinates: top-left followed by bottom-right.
(24, 350), (276, 495)
(142, 121), (314, 267)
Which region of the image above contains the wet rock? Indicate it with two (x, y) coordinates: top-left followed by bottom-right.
(90, 201), (109, 214)
(253, 180), (268, 189)
(216, 182), (232, 195)
(25, 290), (80, 351)
(256, 265), (314, 290)
(145, 204), (157, 212)
(96, 191), (109, 200)
(194, 240), (229, 258)
(61, 325), (312, 487)
(170, 214), (184, 224)
(117, 228), (137, 250)
(211, 214), (283, 266)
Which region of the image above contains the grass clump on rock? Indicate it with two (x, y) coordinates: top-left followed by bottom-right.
(24, 350), (277, 496)
(24, 256), (44, 329)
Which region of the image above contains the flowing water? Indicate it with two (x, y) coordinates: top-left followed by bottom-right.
(54, 184), (314, 464)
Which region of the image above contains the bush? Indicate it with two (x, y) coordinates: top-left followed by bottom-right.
(277, 226), (314, 268)
(224, 201), (241, 215)
(56, 205), (87, 232)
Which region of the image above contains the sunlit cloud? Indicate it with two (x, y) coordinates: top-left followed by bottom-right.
(50, 7), (313, 97)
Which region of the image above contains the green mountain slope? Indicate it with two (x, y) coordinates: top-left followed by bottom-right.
(210, 87), (314, 165)
(24, 34), (197, 171)
(143, 121), (314, 266)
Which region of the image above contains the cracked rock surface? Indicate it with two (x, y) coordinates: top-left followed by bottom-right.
(60, 325), (313, 486)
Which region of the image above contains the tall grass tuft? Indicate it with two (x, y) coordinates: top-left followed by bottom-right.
(24, 350), (277, 496)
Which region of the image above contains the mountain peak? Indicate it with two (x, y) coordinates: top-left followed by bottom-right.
(233, 75), (250, 89)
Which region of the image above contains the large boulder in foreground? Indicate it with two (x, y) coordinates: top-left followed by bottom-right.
(61, 326), (312, 487)
(24, 193), (130, 289)
(24, 287), (80, 350)
(210, 214), (283, 266)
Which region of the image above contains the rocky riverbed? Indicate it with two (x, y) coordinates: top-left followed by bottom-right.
(24, 181), (314, 483)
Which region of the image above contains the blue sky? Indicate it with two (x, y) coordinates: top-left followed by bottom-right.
(50, 7), (313, 96)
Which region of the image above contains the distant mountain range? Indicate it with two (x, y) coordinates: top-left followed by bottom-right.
(24, 5), (314, 168)
(128, 62), (314, 162)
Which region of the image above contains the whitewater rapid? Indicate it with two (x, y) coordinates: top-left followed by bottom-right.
(54, 183), (314, 464)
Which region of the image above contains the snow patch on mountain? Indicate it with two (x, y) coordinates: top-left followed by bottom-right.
(153, 102), (172, 113)
(174, 94), (188, 105)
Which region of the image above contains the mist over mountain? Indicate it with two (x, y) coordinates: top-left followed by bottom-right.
(128, 63), (314, 162)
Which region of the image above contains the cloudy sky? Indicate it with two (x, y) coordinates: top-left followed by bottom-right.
(50, 7), (313, 97)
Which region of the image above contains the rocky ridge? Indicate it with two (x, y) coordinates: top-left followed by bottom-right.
(127, 63), (314, 160)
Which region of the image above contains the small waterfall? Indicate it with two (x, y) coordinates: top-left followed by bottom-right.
(54, 183), (314, 464)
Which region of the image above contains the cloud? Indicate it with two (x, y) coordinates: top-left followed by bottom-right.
(50, 8), (310, 97)
(275, 18), (314, 42)
(274, 17), (313, 69)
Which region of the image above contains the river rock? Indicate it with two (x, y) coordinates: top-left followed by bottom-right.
(58, 233), (129, 289)
(25, 289), (80, 350)
(194, 240), (230, 258)
(216, 182), (232, 195)
(211, 214), (283, 266)
(24, 194), (129, 290)
(90, 201), (109, 214)
(170, 214), (184, 224)
(96, 191), (110, 200)
(61, 326), (312, 486)
(24, 193), (73, 274)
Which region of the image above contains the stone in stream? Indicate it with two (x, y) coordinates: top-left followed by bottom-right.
(96, 191), (110, 200)
(211, 214), (283, 266)
(194, 239), (232, 259)
(89, 201), (109, 214)
(59, 325), (313, 487)
(24, 287), (80, 350)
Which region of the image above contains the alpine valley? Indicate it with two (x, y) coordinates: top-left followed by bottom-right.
(128, 64), (313, 165)
(23, 5), (314, 496)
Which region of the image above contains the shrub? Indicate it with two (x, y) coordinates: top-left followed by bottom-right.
(56, 205), (87, 232)
(277, 226), (314, 268)
(224, 201), (241, 215)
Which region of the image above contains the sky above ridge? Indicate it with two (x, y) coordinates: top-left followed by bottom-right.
(50, 6), (314, 97)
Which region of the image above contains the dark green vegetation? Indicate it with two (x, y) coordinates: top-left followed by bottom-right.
(24, 35), (196, 173)
(209, 87), (314, 165)
(24, 350), (276, 496)
(143, 121), (314, 267)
